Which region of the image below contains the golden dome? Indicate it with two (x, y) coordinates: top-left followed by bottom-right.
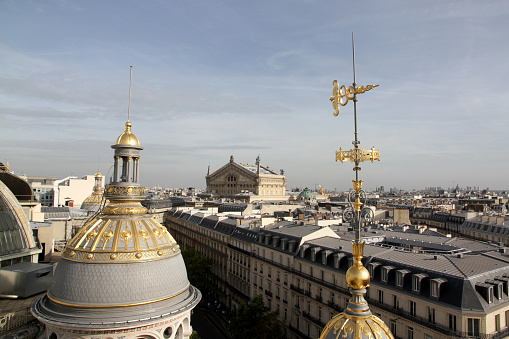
(320, 313), (393, 339)
(63, 215), (180, 263)
(115, 121), (140, 146)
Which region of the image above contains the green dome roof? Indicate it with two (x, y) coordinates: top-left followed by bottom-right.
(298, 187), (315, 200)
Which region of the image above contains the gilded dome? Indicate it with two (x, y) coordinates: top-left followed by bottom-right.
(32, 119), (200, 332)
(115, 121), (140, 146)
(320, 313), (393, 339)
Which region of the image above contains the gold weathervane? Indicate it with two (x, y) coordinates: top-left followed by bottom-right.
(330, 81), (378, 116)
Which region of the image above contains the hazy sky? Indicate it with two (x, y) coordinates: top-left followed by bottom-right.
(1, 0), (508, 191)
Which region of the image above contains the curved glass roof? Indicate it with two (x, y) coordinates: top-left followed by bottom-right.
(0, 180), (37, 257)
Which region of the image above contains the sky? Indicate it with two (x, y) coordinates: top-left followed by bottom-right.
(1, 0), (508, 191)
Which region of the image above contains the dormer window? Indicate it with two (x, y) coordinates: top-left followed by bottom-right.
(368, 262), (381, 279)
(475, 282), (494, 304)
(381, 266), (395, 283)
(310, 247), (319, 262)
(430, 278), (447, 299)
(333, 253), (345, 269)
(486, 279), (504, 300)
(412, 273), (428, 293)
(396, 269), (411, 288)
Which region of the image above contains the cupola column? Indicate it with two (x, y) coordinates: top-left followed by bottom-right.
(113, 156), (120, 182)
(126, 156), (132, 183)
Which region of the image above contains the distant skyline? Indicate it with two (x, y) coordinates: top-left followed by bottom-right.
(1, 1), (508, 191)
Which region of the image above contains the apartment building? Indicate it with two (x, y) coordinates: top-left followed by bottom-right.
(166, 207), (509, 339)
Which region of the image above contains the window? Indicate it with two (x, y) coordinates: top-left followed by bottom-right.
(378, 290), (384, 304)
(396, 271), (404, 287)
(381, 268), (388, 282)
(468, 318), (480, 337)
(321, 270), (325, 280)
(407, 326), (414, 339)
(448, 314), (457, 332)
(409, 300), (416, 317)
(506, 310), (509, 327)
(331, 292), (335, 304)
(308, 283), (311, 294)
(268, 267), (272, 278)
(427, 306), (435, 324)
(412, 276), (420, 292)
(390, 320), (397, 336)
(307, 301), (311, 313)
(496, 314), (501, 331)
(319, 288), (323, 299)
(284, 308), (287, 320)
(310, 267), (313, 276)
(431, 281), (438, 297)
(393, 295), (399, 309)
(318, 306), (322, 320)
(425, 335), (433, 339)
(277, 271), (280, 282)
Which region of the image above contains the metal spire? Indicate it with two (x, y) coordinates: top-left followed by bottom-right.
(128, 66), (132, 122)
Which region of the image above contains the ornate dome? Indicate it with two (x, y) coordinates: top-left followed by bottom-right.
(320, 313), (393, 339)
(80, 171), (108, 211)
(298, 187), (315, 200)
(115, 121), (140, 146)
(32, 120), (200, 338)
(0, 180), (38, 257)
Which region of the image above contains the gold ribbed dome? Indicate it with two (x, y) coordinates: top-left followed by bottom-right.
(320, 313), (393, 339)
(63, 215), (179, 263)
(116, 121), (140, 146)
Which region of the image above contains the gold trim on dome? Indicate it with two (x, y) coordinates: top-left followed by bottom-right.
(102, 203), (148, 215)
(105, 185), (145, 196)
(62, 245), (180, 263)
(47, 285), (189, 309)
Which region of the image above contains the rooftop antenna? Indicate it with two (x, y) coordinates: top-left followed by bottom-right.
(128, 66), (132, 122)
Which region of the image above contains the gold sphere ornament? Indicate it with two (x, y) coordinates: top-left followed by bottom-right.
(346, 264), (370, 290)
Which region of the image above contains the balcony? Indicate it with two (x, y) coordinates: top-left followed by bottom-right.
(265, 290), (273, 297)
(327, 301), (342, 312)
(302, 311), (326, 328)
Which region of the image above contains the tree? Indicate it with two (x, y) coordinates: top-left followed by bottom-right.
(229, 295), (285, 339)
(189, 330), (201, 339)
(181, 248), (211, 292)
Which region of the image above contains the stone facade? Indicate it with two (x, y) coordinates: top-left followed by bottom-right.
(206, 156), (287, 201)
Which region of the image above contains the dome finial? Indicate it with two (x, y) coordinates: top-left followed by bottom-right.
(127, 66), (132, 123)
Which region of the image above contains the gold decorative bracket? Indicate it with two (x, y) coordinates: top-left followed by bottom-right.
(335, 146), (380, 163)
(330, 80), (378, 116)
